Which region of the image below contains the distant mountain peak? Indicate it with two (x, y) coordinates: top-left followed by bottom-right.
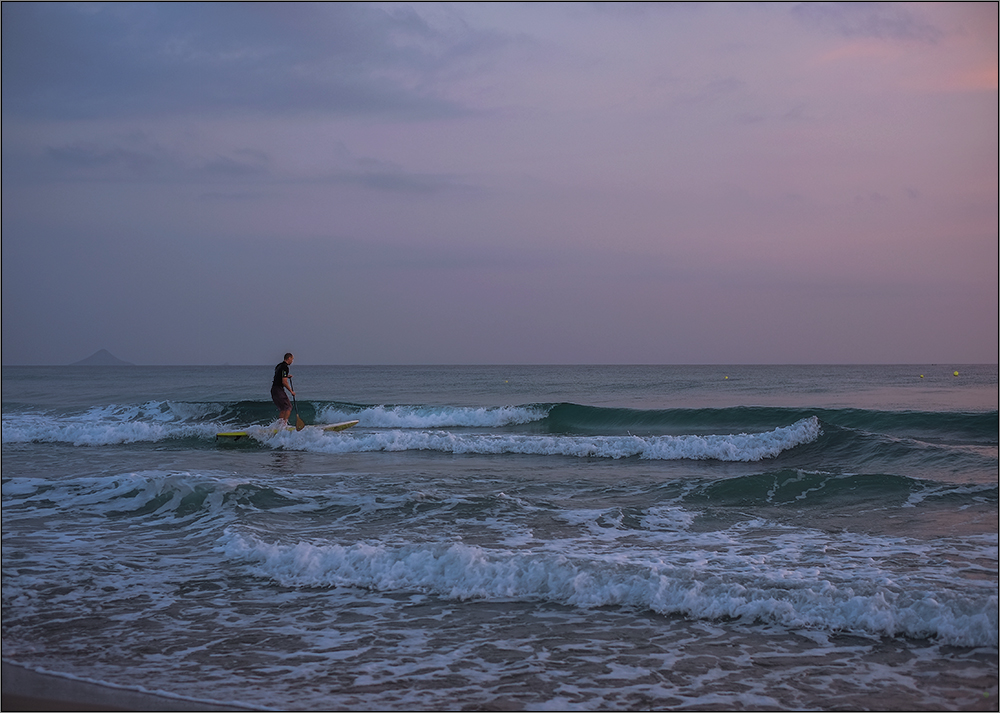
(70, 349), (135, 366)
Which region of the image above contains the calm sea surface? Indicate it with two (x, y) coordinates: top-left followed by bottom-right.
(2, 364), (997, 710)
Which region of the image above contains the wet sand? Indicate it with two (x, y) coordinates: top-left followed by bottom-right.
(1, 662), (250, 712)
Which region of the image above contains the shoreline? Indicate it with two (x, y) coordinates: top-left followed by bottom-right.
(1, 661), (253, 712)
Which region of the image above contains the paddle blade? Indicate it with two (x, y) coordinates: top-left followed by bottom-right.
(296, 414), (306, 431)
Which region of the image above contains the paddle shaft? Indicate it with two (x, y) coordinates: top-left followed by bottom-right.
(289, 378), (306, 430)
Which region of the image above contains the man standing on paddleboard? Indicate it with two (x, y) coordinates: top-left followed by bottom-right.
(271, 353), (295, 424)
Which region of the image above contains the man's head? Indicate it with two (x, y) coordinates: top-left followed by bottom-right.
(284, 353), (294, 364)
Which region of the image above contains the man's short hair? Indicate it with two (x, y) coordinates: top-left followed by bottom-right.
(284, 353), (294, 361)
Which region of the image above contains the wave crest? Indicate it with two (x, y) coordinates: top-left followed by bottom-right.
(222, 532), (997, 647)
(265, 417), (821, 461)
(317, 403), (547, 429)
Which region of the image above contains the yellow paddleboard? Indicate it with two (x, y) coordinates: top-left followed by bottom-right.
(323, 420), (360, 432)
(216, 420), (359, 440)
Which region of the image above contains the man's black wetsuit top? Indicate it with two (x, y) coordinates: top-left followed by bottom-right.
(273, 361), (289, 390)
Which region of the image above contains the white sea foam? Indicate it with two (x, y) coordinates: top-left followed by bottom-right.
(1, 471), (240, 518)
(264, 417), (822, 461)
(221, 529), (997, 647)
(1, 402), (547, 445)
(3, 400), (819, 461)
(1, 410), (217, 445)
(316, 403), (548, 429)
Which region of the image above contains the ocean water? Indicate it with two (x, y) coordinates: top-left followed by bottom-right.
(2, 364), (997, 711)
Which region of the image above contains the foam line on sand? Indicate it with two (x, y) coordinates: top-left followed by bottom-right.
(1, 661), (255, 711)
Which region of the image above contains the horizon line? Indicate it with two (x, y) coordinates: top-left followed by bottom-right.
(4, 362), (997, 368)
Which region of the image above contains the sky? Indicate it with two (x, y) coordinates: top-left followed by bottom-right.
(2, 2), (997, 366)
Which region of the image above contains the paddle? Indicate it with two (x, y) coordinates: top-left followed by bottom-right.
(289, 378), (306, 431)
